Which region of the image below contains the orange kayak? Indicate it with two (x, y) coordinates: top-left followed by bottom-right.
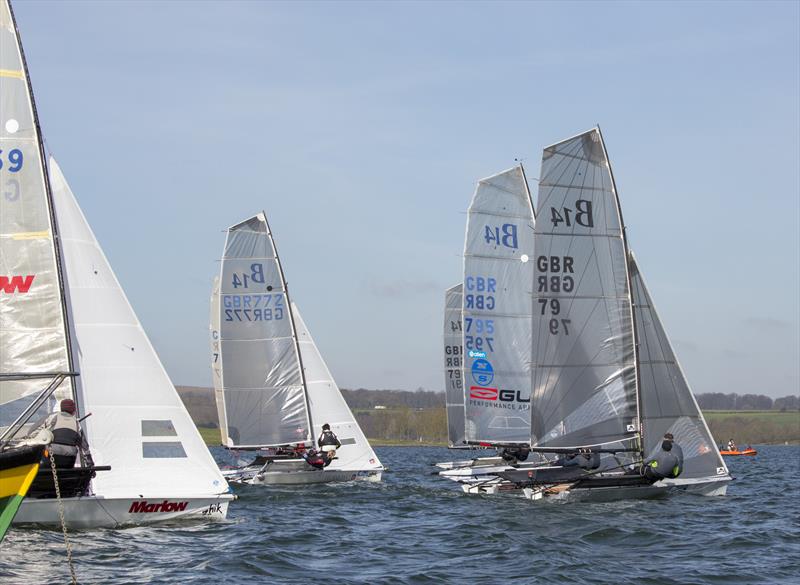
(720, 448), (757, 456)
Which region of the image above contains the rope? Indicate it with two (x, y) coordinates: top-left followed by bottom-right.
(48, 451), (78, 585)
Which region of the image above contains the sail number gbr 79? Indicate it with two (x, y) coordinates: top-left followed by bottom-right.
(537, 255), (574, 336)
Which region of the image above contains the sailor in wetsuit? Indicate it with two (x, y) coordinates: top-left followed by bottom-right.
(317, 423), (341, 463)
(643, 433), (683, 480)
(39, 399), (93, 469)
(555, 450), (600, 470)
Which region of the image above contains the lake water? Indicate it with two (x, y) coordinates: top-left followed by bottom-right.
(1, 445), (798, 584)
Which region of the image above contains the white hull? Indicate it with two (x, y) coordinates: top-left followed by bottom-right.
(248, 469), (382, 486)
(435, 456), (505, 470)
(13, 494), (234, 528)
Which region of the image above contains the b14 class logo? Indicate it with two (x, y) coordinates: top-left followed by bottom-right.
(471, 359), (494, 386)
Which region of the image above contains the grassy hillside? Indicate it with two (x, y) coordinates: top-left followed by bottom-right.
(179, 386), (798, 447)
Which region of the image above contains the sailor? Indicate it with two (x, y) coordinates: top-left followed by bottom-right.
(556, 450), (600, 470)
(39, 399), (93, 469)
(317, 423), (341, 455)
(302, 448), (328, 470)
(642, 434), (683, 480)
(727, 438), (737, 451)
(500, 446), (530, 464)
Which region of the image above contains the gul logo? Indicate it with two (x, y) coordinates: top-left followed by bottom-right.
(0, 275), (35, 294)
(471, 358), (494, 386)
(128, 500), (189, 513)
(470, 386), (498, 401)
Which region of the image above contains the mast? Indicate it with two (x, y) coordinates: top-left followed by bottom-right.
(519, 162), (536, 221)
(5, 0), (78, 411)
(260, 211), (314, 441)
(596, 126), (643, 455)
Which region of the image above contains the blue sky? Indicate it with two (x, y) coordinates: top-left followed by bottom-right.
(13, 0), (799, 397)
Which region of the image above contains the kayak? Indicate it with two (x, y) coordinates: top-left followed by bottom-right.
(719, 448), (757, 456)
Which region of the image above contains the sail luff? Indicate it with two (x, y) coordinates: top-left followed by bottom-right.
(209, 276), (227, 446)
(443, 283), (465, 447)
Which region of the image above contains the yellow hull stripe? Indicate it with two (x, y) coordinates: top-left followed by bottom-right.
(0, 462), (40, 499)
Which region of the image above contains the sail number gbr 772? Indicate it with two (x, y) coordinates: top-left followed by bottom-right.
(225, 262), (285, 322)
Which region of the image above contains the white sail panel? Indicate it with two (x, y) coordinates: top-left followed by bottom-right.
(531, 128), (638, 449)
(217, 214), (310, 447)
(49, 158), (227, 499)
(292, 303), (382, 472)
(444, 283), (465, 447)
(0, 0), (72, 407)
(209, 276), (226, 445)
(463, 166), (533, 444)
(630, 255), (729, 480)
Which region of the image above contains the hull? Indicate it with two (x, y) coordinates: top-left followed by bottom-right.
(13, 494), (234, 528)
(435, 456), (504, 471)
(522, 475), (731, 503)
(248, 469), (382, 486)
(0, 445), (44, 541)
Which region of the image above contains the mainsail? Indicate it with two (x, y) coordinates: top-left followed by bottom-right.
(293, 302), (382, 472)
(630, 254), (729, 480)
(443, 283), (465, 447)
(463, 166), (534, 444)
(49, 158), (227, 499)
(530, 128), (639, 450)
(0, 0), (73, 418)
(209, 276), (227, 445)
(216, 214), (311, 448)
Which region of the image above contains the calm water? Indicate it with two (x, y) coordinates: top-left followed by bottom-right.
(1, 445), (798, 584)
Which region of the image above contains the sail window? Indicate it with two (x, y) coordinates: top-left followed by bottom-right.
(339, 437), (356, 446)
(141, 420), (177, 437)
(142, 442), (187, 458)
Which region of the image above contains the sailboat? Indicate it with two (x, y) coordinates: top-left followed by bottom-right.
(436, 165), (538, 492)
(1, 0), (233, 527)
(212, 213), (383, 485)
(494, 128), (731, 501)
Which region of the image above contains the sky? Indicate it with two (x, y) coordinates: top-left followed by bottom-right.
(11, 0), (799, 398)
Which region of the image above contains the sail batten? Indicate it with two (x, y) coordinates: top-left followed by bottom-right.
(462, 166), (534, 444)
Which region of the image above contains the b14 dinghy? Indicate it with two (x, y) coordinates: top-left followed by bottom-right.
(436, 165), (538, 494)
(1, 0), (233, 527)
(211, 214), (383, 485)
(488, 128), (731, 502)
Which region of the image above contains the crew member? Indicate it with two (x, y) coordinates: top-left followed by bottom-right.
(302, 448), (328, 470)
(500, 446), (531, 464)
(556, 450), (600, 470)
(642, 434), (682, 480)
(317, 423), (341, 455)
(726, 438), (737, 451)
(40, 399), (93, 469)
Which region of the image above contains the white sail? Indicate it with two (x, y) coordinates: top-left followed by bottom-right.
(443, 283), (465, 447)
(216, 213), (310, 448)
(0, 0), (73, 414)
(630, 254), (729, 480)
(293, 302), (382, 472)
(49, 158), (228, 499)
(530, 128), (639, 449)
(209, 276), (226, 445)
(463, 166), (534, 444)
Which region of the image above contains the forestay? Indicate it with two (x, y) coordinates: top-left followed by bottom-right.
(630, 254), (728, 480)
(216, 214), (310, 448)
(530, 128), (638, 450)
(463, 166), (534, 444)
(0, 0), (72, 417)
(49, 158), (227, 499)
(293, 303), (382, 472)
(443, 283), (465, 447)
